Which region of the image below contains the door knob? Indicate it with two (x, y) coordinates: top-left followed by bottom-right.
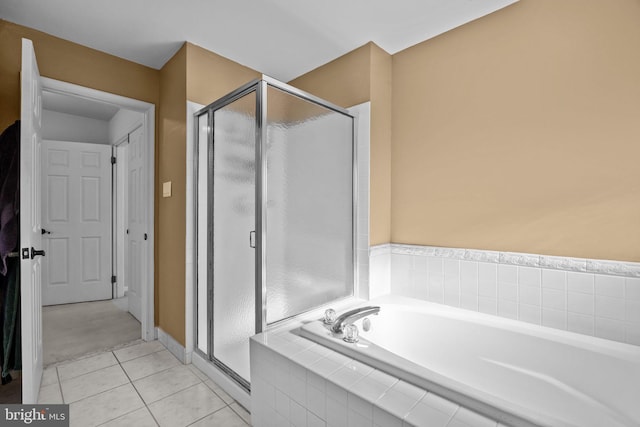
(30, 248), (46, 259)
(41, 228), (51, 235)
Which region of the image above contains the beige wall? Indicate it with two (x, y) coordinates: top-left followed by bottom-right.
(157, 44), (187, 343)
(392, 0), (640, 262)
(289, 42), (393, 245)
(0, 19), (159, 134)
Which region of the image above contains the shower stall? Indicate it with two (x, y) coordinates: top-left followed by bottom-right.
(194, 76), (356, 390)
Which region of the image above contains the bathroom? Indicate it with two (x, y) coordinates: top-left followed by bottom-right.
(1, 0), (639, 425)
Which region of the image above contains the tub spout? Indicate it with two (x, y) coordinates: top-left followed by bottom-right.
(331, 306), (380, 334)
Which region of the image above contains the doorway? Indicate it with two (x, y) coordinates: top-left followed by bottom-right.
(37, 79), (156, 365)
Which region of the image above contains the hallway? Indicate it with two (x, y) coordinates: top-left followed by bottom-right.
(38, 341), (250, 426)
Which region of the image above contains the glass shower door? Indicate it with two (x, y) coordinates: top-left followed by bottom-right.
(211, 91), (256, 385)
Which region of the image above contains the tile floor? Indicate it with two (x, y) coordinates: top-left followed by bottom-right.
(38, 340), (251, 427)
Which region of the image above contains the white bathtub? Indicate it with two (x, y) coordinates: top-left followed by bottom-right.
(299, 296), (640, 427)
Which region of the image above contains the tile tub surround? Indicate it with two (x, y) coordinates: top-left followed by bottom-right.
(372, 244), (640, 346)
(250, 330), (508, 427)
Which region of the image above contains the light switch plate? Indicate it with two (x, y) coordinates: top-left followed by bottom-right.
(162, 181), (172, 197)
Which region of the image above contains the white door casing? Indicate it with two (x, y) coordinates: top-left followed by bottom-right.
(20, 38), (44, 404)
(127, 126), (144, 322)
(41, 140), (112, 305)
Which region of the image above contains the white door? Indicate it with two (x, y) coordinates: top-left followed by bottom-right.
(41, 140), (112, 305)
(20, 38), (44, 404)
(127, 126), (145, 321)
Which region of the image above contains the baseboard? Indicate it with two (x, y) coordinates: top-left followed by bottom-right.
(192, 352), (250, 410)
(155, 327), (192, 364)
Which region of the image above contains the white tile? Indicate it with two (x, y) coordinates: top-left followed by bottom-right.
(133, 364), (201, 404)
(309, 354), (349, 379)
(291, 399), (307, 427)
(568, 292), (594, 315)
(187, 364), (209, 381)
(275, 388), (290, 418)
(444, 259), (460, 283)
(594, 275), (625, 298)
(42, 366), (58, 387)
(147, 383), (225, 427)
(326, 395), (348, 426)
(519, 285), (541, 306)
(204, 379), (235, 404)
(307, 371), (326, 391)
(375, 388), (420, 420)
(367, 370), (398, 388)
(498, 300), (517, 320)
(307, 410), (326, 427)
(191, 406), (248, 427)
(113, 340), (165, 363)
(568, 313), (594, 336)
(567, 272), (594, 294)
(626, 278), (640, 301)
(348, 409), (373, 427)
(410, 269), (429, 300)
(542, 269), (566, 290)
(448, 407), (496, 427)
(498, 283), (517, 302)
(427, 257), (444, 277)
(307, 382), (326, 420)
(404, 401), (452, 427)
(595, 296), (625, 321)
(626, 300), (640, 323)
(519, 304), (541, 325)
(57, 352), (118, 381)
(69, 383), (144, 427)
(373, 407), (403, 427)
(478, 263), (497, 298)
(350, 374), (394, 404)
(392, 381), (426, 401)
(421, 393), (458, 417)
(497, 264), (517, 285)
(349, 393), (373, 420)
(413, 255), (428, 272)
(542, 288), (565, 311)
(391, 253), (412, 272)
(459, 294), (478, 311)
(288, 372), (307, 405)
(626, 322), (640, 345)
(61, 364), (129, 403)
(428, 280), (444, 304)
(595, 318), (626, 342)
(478, 297), (497, 315)
(121, 350), (180, 381)
(542, 308), (567, 330)
(328, 363), (370, 389)
(100, 407), (158, 427)
(459, 261), (478, 286)
(38, 383), (63, 404)
(444, 287), (460, 307)
(518, 267), (541, 287)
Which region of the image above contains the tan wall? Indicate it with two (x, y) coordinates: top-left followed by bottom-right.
(0, 19), (159, 133)
(157, 44), (187, 343)
(186, 43), (260, 105)
(289, 42), (393, 245)
(392, 0), (640, 262)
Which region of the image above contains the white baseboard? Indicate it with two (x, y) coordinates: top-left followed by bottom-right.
(156, 327), (192, 364)
(192, 352), (250, 410)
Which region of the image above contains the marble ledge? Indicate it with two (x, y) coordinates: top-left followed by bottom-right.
(372, 243), (640, 278)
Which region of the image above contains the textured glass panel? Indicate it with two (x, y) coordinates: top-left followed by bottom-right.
(196, 112), (209, 354)
(265, 86), (354, 324)
(212, 92), (256, 382)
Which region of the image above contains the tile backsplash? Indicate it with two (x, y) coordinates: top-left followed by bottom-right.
(370, 244), (640, 346)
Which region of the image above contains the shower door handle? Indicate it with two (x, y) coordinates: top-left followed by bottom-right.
(249, 231), (256, 248)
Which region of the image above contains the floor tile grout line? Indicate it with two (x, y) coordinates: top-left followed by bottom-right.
(116, 350), (162, 427)
(185, 404), (232, 427)
(114, 344), (166, 364)
(55, 366), (65, 404)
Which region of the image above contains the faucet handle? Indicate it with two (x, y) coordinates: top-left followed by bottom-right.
(343, 324), (359, 343)
(323, 308), (337, 325)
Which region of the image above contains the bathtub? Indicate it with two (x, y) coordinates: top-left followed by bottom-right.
(299, 296), (640, 427)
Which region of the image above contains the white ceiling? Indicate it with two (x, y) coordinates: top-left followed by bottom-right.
(42, 91), (120, 121)
(0, 0), (518, 82)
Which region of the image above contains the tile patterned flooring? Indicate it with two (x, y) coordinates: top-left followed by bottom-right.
(38, 341), (251, 426)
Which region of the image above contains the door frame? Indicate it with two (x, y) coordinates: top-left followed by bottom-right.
(40, 77), (156, 341)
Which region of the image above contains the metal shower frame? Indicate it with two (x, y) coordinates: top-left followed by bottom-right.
(192, 75), (357, 391)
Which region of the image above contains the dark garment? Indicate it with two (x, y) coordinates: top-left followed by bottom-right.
(0, 121), (20, 276)
(0, 257), (20, 383)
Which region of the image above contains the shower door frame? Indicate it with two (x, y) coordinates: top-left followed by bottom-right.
(193, 76), (357, 392)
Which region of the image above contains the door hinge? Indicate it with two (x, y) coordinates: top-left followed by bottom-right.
(111, 275), (116, 284)
(111, 156), (116, 165)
